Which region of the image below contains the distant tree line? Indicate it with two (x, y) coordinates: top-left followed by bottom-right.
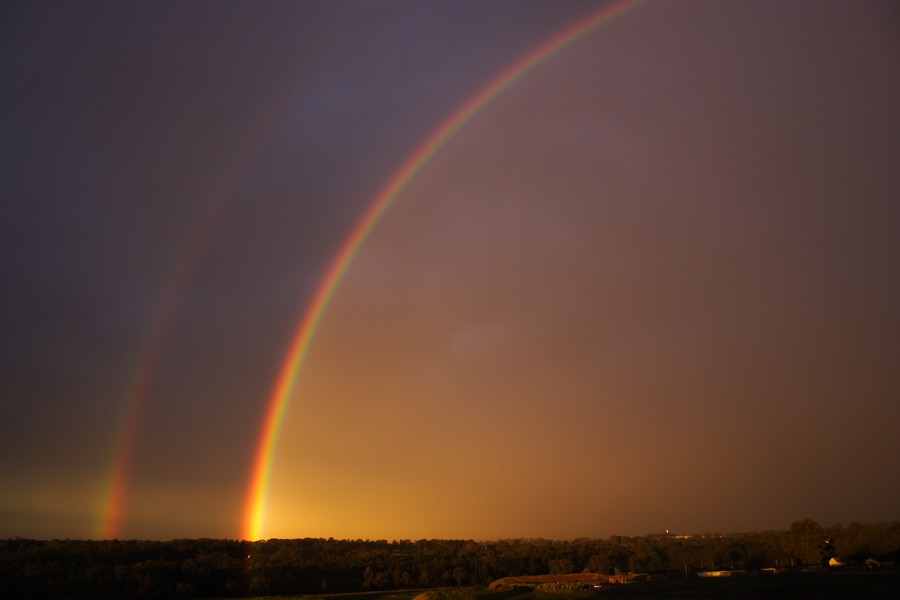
(1, 520), (898, 599)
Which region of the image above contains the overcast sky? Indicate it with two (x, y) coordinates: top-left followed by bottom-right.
(2, 0), (899, 541)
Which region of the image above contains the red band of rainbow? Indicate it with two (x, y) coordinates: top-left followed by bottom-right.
(243, 0), (651, 541)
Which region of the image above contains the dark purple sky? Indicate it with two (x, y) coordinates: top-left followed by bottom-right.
(2, 0), (899, 541)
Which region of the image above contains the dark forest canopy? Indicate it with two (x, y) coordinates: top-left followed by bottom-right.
(2, 520), (898, 599)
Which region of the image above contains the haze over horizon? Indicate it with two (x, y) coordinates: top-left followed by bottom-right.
(2, 0), (899, 542)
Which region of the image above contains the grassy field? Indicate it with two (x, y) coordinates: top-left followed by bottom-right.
(238, 572), (900, 600)
(594, 572), (900, 598)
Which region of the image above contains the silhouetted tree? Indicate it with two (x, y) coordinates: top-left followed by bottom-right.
(786, 518), (827, 566)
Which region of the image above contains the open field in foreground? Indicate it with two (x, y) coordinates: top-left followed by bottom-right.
(242, 572), (900, 600)
(590, 572), (900, 598)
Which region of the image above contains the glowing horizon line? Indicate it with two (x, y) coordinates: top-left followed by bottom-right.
(243, 0), (652, 541)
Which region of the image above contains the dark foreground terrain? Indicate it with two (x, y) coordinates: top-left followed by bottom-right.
(258, 573), (900, 600)
(590, 572), (900, 598)
(4, 522), (898, 598)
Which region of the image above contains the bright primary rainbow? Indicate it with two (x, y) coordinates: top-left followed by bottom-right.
(242, 0), (651, 541)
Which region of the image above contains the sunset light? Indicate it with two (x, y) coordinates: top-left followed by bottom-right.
(2, 0), (898, 548)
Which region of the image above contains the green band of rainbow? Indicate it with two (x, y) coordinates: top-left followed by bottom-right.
(243, 0), (651, 541)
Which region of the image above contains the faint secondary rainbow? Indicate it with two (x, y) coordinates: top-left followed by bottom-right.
(95, 245), (199, 539)
(94, 51), (336, 539)
(242, 0), (652, 541)
(94, 170), (241, 539)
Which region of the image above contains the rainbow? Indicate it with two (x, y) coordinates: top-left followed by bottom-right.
(95, 189), (230, 539)
(242, 0), (652, 541)
(95, 66), (319, 539)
